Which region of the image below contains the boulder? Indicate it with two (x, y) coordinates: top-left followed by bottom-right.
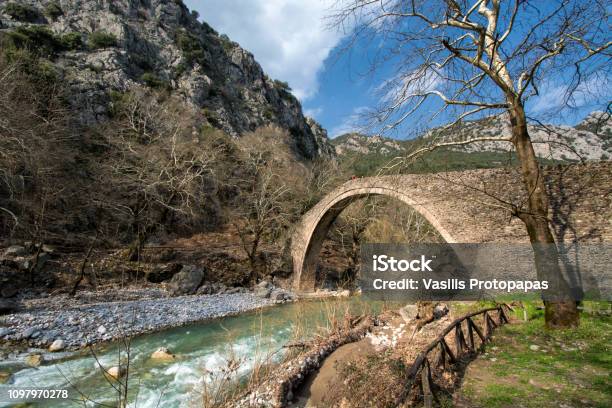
(150, 347), (176, 361)
(257, 280), (271, 289)
(97, 325), (107, 335)
(22, 327), (40, 339)
(0, 371), (9, 384)
(0, 328), (13, 338)
(254, 286), (272, 299)
(433, 303), (449, 319)
(2, 245), (26, 258)
(106, 365), (125, 380)
(169, 265), (205, 295)
(0, 284), (18, 298)
(196, 283), (213, 295)
(25, 353), (43, 367)
(225, 287), (242, 294)
(0, 299), (18, 315)
(146, 263), (182, 283)
(399, 304), (418, 322)
(49, 339), (65, 352)
(271, 291), (285, 301)
(336, 289), (351, 297)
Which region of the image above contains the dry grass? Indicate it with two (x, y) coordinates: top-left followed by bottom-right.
(197, 298), (373, 407)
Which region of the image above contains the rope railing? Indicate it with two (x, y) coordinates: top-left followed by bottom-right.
(397, 304), (514, 407)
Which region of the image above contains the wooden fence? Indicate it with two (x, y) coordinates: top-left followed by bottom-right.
(397, 304), (514, 407)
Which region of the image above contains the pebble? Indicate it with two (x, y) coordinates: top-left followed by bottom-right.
(0, 328), (13, 338)
(0, 293), (274, 350)
(22, 328), (39, 339)
(49, 339), (65, 352)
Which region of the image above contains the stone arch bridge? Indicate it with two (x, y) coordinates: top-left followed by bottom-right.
(290, 163), (612, 292)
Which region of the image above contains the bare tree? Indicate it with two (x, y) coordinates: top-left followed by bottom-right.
(330, 0), (611, 327)
(231, 127), (306, 281)
(95, 90), (217, 259)
(332, 199), (378, 288)
(330, 197), (443, 287)
(0, 55), (73, 242)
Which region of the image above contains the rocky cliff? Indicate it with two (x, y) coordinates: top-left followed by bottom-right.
(0, 0), (333, 159)
(333, 111), (611, 161)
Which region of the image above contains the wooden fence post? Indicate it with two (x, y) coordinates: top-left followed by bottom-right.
(421, 360), (433, 408)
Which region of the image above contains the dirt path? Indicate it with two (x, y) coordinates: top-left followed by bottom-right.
(292, 306), (456, 407)
(294, 339), (376, 407)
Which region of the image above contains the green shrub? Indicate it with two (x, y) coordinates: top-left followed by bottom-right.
(3, 27), (82, 56)
(219, 34), (234, 53)
(141, 72), (170, 89)
(3, 2), (41, 22)
(109, 90), (130, 117)
(88, 31), (118, 49)
(273, 79), (291, 91)
(175, 30), (204, 65)
(59, 33), (82, 50)
(44, 1), (63, 20)
(5, 26), (61, 57)
(174, 63), (187, 78)
(202, 108), (222, 127)
(34, 59), (58, 83)
(2, 47), (58, 84)
(130, 53), (153, 71)
(263, 107), (275, 120)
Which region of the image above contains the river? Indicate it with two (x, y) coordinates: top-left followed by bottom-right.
(1, 298), (391, 407)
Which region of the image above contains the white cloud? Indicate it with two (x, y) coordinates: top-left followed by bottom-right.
(329, 106), (369, 138)
(304, 106), (323, 118)
(185, 0), (344, 100)
(378, 68), (444, 105)
(529, 75), (610, 113)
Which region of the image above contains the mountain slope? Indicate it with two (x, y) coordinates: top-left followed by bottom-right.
(0, 0), (333, 159)
(332, 111), (611, 161)
(423, 112), (611, 161)
(0, 0), (338, 246)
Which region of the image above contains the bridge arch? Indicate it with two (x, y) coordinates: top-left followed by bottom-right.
(290, 177), (457, 292)
(290, 165), (611, 292)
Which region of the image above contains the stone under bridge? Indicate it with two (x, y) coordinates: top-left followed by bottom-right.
(290, 162), (612, 292)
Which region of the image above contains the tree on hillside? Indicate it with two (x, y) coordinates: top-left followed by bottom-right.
(96, 91), (218, 259)
(330, 0), (611, 328)
(231, 127), (308, 281)
(0, 55), (73, 241)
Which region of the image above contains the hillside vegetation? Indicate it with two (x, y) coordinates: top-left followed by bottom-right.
(333, 112), (611, 177)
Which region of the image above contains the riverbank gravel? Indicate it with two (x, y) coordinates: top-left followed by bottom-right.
(0, 293), (274, 350)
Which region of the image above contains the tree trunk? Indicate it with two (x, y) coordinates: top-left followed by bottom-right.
(508, 102), (579, 328)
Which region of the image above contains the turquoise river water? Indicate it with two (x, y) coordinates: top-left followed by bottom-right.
(1, 298), (392, 407)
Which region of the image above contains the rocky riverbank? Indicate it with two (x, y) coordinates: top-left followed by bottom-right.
(0, 291), (279, 353)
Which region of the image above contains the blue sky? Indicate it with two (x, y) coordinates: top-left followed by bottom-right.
(185, 1), (609, 139)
